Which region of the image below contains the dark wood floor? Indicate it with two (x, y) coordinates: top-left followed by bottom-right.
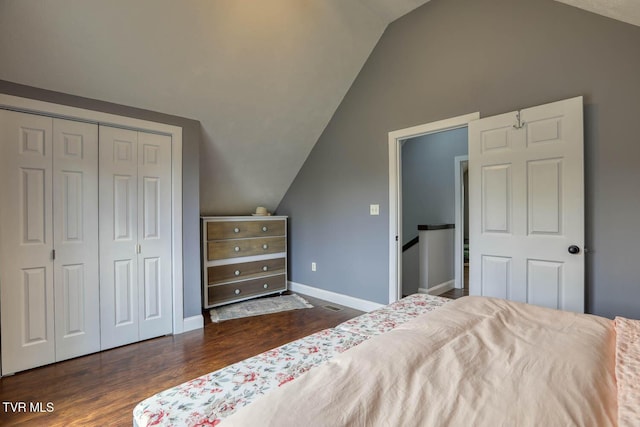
(438, 265), (470, 299)
(0, 294), (362, 426)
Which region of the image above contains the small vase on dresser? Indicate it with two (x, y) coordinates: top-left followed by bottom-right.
(201, 216), (288, 308)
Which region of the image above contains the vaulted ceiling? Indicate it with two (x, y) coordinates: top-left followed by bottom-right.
(1, 0), (638, 215)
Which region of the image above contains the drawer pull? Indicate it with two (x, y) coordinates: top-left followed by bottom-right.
(263, 283), (269, 289)
(234, 227), (240, 233)
(262, 226), (268, 232)
(262, 244), (268, 250)
(234, 246), (240, 252)
(262, 266), (268, 272)
(234, 270), (241, 276)
(234, 289), (241, 295)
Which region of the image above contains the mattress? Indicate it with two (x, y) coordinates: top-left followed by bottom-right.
(133, 293), (449, 426)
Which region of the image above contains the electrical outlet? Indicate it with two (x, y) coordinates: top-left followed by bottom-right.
(311, 262), (317, 272)
(370, 204), (380, 215)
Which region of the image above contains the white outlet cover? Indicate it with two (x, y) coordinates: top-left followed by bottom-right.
(370, 204), (380, 215)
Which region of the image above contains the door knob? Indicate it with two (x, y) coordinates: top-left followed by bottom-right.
(568, 245), (580, 254)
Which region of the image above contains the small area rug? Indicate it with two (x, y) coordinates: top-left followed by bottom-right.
(210, 294), (313, 323)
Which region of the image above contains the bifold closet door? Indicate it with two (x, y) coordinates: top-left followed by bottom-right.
(0, 110), (55, 374)
(0, 111), (99, 374)
(52, 119), (100, 361)
(137, 131), (172, 341)
(99, 126), (172, 350)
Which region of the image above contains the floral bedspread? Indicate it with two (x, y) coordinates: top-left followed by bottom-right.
(336, 293), (450, 337)
(133, 293), (450, 427)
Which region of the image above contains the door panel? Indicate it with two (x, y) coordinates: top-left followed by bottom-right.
(114, 259), (135, 325)
(0, 110), (55, 374)
(53, 118), (100, 361)
(527, 158), (562, 235)
(100, 126), (139, 350)
(23, 267), (48, 343)
(481, 164), (511, 233)
(481, 255), (511, 299)
(527, 259), (563, 308)
(469, 97), (584, 312)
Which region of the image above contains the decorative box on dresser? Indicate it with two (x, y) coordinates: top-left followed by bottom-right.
(201, 216), (288, 308)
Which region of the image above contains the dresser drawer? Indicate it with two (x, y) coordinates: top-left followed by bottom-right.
(207, 274), (287, 306)
(207, 258), (286, 285)
(207, 220), (285, 240)
(207, 236), (285, 261)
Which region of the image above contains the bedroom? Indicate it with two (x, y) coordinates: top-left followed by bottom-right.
(1, 0), (639, 425)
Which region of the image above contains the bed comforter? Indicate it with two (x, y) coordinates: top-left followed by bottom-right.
(222, 296), (621, 426)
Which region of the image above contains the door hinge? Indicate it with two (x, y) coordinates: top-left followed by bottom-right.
(396, 236), (399, 241)
(52, 249), (56, 260)
(136, 244), (141, 254)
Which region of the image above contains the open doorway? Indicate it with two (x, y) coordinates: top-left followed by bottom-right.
(400, 129), (468, 297)
(388, 112), (479, 303)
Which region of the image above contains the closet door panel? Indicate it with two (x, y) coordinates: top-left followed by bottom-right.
(99, 125), (139, 350)
(0, 110), (55, 375)
(138, 132), (172, 340)
(53, 118), (100, 361)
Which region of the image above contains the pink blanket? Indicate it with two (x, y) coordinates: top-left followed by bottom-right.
(222, 297), (620, 426)
(615, 316), (640, 427)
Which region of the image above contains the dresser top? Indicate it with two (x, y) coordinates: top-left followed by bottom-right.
(201, 215), (287, 221)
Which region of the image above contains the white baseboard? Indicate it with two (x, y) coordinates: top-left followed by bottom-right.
(182, 314), (204, 332)
(418, 280), (455, 296)
(288, 281), (384, 312)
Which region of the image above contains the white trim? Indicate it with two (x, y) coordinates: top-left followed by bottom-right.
(417, 280), (455, 296)
(288, 281), (384, 312)
(454, 155), (468, 290)
(182, 315), (205, 333)
(0, 94), (190, 334)
(388, 113), (479, 304)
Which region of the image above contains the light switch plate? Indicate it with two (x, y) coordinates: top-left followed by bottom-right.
(370, 204), (380, 215)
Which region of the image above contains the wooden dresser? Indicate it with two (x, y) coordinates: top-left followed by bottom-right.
(201, 216), (288, 308)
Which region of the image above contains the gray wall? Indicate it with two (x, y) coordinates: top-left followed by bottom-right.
(0, 80), (203, 318)
(277, 0), (640, 318)
(401, 128), (468, 244)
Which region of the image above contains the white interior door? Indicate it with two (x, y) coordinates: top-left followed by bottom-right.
(137, 131), (172, 340)
(469, 96), (584, 312)
(53, 118), (100, 361)
(0, 110), (55, 374)
(100, 126), (140, 350)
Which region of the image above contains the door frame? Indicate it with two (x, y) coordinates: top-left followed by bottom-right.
(388, 112), (479, 303)
(454, 155), (468, 290)
(0, 93), (188, 335)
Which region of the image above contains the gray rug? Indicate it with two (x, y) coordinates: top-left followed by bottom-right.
(210, 294), (313, 323)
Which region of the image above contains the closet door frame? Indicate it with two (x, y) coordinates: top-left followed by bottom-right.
(0, 94), (187, 336)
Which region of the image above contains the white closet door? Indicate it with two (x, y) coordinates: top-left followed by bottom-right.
(137, 132), (173, 340)
(99, 126), (140, 350)
(0, 110), (55, 374)
(53, 118), (100, 360)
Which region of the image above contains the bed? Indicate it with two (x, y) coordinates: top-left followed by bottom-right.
(133, 293), (449, 426)
(134, 295), (640, 426)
